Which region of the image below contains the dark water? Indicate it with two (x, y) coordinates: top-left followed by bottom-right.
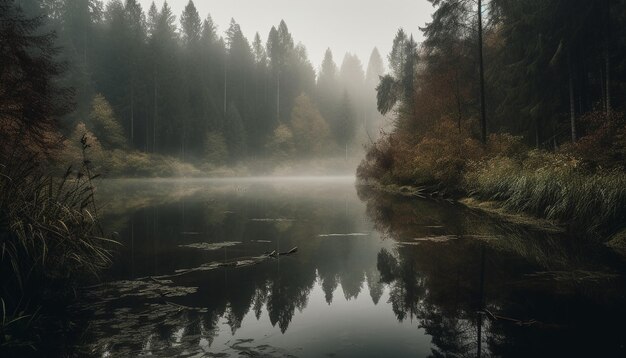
(74, 177), (626, 357)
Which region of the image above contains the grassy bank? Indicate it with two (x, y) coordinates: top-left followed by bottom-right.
(358, 113), (626, 239)
(465, 153), (626, 236)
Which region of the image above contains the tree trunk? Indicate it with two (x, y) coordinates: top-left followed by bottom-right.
(223, 56), (227, 118)
(568, 52), (577, 143)
(478, 0), (487, 144)
(455, 69), (462, 133)
(604, 0), (612, 114)
(153, 69), (158, 153)
(277, 72), (280, 124)
(130, 81), (134, 146)
(535, 120), (541, 149)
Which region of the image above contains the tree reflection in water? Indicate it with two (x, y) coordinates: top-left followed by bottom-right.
(362, 187), (626, 358)
(73, 179), (626, 357)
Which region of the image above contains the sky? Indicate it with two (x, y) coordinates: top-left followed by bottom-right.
(139, 0), (435, 71)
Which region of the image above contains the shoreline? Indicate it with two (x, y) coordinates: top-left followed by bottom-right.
(355, 180), (626, 244)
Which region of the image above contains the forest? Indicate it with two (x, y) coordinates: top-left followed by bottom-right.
(12, 0), (386, 176)
(2, 0), (626, 356)
(359, 0), (626, 239)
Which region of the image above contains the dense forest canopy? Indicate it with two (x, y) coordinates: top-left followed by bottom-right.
(374, 0), (626, 146)
(359, 0), (626, 239)
(10, 0), (386, 169)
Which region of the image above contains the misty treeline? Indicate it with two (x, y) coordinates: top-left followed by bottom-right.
(14, 0), (385, 166)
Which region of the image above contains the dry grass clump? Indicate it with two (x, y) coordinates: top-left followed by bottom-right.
(0, 163), (113, 291)
(465, 152), (626, 235)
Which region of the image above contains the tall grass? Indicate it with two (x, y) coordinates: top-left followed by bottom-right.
(465, 154), (626, 236)
(0, 136), (115, 351)
(1, 166), (112, 289)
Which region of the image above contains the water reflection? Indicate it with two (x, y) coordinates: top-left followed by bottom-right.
(73, 178), (626, 357)
(360, 187), (626, 358)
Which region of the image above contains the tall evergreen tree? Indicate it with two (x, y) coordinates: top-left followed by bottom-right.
(0, 0), (73, 157)
(317, 48), (340, 138)
(366, 48), (384, 89)
(365, 48), (385, 138)
(180, 0), (200, 46)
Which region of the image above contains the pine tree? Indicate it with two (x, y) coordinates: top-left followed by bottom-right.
(365, 48), (385, 137)
(199, 13), (223, 134)
(148, 0), (183, 154)
(376, 31), (417, 117)
(180, 0), (204, 158)
(317, 49), (340, 137)
(339, 53), (365, 101)
(366, 48), (384, 89)
(388, 28), (407, 79)
(0, 0), (73, 157)
(180, 0), (201, 46)
(424, 0), (489, 142)
(124, 0), (147, 148)
(147, 1), (158, 36)
(252, 32), (267, 65)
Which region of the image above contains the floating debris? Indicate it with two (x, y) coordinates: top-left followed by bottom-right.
(82, 279), (199, 301)
(74, 278), (209, 358)
(227, 338), (298, 358)
(480, 309), (540, 327)
(463, 234), (502, 241)
(318, 233), (369, 238)
(412, 235), (458, 243)
(524, 270), (620, 283)
(249, 218), (295, 222)
(265, 247), (298, 257)
(252, 240), (273, 243)
(179, 242), (241, 251)
(162, 248), (299, 279)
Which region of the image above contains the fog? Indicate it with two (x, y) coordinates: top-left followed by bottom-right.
(139, 0), (434, 70)
(9, 0), (436, 177)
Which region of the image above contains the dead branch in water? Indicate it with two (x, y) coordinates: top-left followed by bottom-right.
(480, 309), (538, 327)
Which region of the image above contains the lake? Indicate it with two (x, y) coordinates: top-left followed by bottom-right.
(71, 177), (626, 357)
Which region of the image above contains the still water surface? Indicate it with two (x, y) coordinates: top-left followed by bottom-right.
(76, 177), (626, 357)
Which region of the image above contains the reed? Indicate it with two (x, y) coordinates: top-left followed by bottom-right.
(465, 155), (626, 236)
(0, 136), (115, 351)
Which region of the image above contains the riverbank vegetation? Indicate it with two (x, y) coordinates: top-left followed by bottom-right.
(0, 2), (114, 354)
(358, 0), (626, 238)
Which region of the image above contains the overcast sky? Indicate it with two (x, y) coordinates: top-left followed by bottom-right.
(138, 0), (434, 71)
